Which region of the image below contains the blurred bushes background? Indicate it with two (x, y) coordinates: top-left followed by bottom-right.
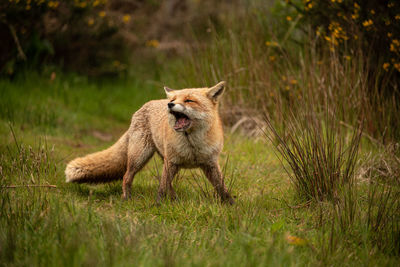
(1, 0), (399, 140)
(0, 0), (233, 75)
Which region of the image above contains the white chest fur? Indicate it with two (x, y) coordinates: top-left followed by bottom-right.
(167, 130), (221, 167)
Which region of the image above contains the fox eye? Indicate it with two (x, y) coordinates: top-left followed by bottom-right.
(184, 99), (194, 103)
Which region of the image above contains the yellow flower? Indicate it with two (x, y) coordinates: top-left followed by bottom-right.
(344, 55), (351, 61)
(146, 39), (160, 48)
(87, 18), (94, 26)
(362, 20), (373, 27)
(265, 41), (279, 47)
(269, 55), (276, 62)
(290, 79), (298, 85)
(286, 16), (292, 21)
(93, 0), (100, 7)
(388, 33), (393, 38)
(383, 63), (390, 71)
(370, 10), (375, 15)
(99, 11), (106, 18)
(48, 1), (59, 8)
(286, 235), (307, 246)
(123, 15), (131, 23)
(390, 39), (400, 52)
(395, 15), (400, 20)
(77, 2), (87, 8)
(394, 63), (400, 72)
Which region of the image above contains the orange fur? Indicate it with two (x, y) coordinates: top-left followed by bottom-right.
(65, 82), (234, 204)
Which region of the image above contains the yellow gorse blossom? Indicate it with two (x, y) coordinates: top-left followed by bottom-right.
(362, 19), (373, 27)
(48, 1), (59, 8)
(123, 15), (131, 23)
(394, 63), (400, 72)
(265, 41), (279, 47)
(286, 235), (307, 246)
(74, 0), (87, 8)
(87, 18), (94, 26)
(322, 22), (349, 49)
(383, 63), (390, 71)
(390, 39), (400, 52)
(146, 39), (160, 48)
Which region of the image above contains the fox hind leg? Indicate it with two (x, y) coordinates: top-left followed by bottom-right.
(122, 137), (155, 200)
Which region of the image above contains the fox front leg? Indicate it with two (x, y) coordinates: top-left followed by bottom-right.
(201, 163), (235, 205)
(157, 161), (178, 203)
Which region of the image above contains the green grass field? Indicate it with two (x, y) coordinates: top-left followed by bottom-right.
(0, 70), (399, 266)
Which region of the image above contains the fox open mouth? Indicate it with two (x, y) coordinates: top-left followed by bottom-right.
(170, 111), (192, 131)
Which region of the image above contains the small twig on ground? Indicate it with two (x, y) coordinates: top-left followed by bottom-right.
(3, 184), (57, 189)
(6, 22), (27, 61)
(272, 197), (312, 210)
(339, 120), (380, 145)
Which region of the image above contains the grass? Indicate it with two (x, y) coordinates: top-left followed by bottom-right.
(0, 70), (399, 266)
(265, 108), (363, 202)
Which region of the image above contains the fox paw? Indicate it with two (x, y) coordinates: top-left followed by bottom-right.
(122, 193), (131, 201)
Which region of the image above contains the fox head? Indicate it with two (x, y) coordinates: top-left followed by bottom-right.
(164, 81), (226, 133)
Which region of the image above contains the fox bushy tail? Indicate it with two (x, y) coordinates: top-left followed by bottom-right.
(65, 133), (128, 183)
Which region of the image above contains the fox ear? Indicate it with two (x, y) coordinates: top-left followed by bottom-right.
(206, 81), (226, 102)
(164, 86), (174, 98)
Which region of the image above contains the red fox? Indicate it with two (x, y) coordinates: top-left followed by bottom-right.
(65, 81), (234, 204)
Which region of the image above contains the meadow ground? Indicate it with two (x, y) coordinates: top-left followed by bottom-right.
(0, 70), (399, 266)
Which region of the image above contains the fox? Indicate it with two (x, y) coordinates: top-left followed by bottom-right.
(65, 81), (234, 204)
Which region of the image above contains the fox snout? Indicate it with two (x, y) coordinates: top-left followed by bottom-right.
(168, 102), (185, 113)
(167, 102), (192, 132)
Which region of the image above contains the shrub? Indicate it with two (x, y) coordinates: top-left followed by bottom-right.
(0, 0), (131, 75)
(265, 108), (363, 201)
(288, 0), (400, 75)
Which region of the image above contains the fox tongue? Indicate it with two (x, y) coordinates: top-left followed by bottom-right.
(174, 117), (190, 129)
